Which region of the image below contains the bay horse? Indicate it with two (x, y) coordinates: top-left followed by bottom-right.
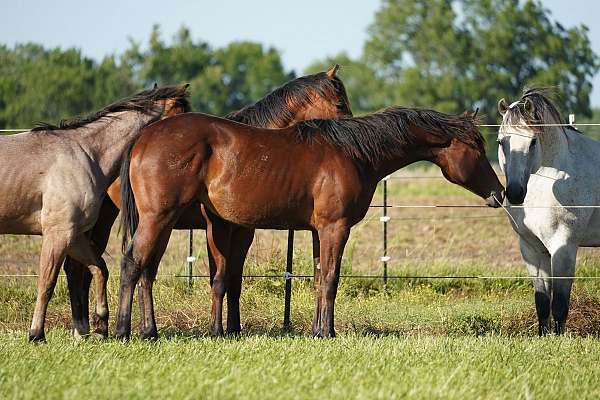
(498, 88), (600, 335)
(65, 66), (352, 339)
(0, 84), (190, 341)
(116, 106), (504, 339)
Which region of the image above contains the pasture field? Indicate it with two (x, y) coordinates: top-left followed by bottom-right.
(2, 167), (600, 399)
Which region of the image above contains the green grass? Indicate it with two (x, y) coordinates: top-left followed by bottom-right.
(2, 332), (600, 399)
(4, 260), (600, 399)
(3, 170), (600, 398)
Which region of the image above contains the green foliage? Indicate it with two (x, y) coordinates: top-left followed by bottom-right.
(0, 25), (294, 128)
(0, 43), (135, 128)
(123, 25), (294, 115)
(363, 0), (599, 121)
(1, 4), (598, 132)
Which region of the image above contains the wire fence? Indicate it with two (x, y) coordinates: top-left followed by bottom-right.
(3, 120), (600, 326)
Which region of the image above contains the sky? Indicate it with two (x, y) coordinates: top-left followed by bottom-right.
(1, 0), (599, 106)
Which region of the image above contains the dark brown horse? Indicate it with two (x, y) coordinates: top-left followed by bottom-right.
(116, 106), (504, 339)
(65, 66), (352, 338)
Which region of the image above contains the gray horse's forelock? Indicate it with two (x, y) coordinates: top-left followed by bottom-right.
(504, 87), (564, 133)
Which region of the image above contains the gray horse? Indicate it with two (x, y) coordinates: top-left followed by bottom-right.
(498, 87), (600, 335)
(0, 84), (190, 341)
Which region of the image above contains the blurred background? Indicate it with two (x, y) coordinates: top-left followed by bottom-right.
(1, 0), (598, 139)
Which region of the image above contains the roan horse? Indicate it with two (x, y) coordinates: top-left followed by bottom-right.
(498, 88), (600, 335)
(63, 66), (351, 339)
(116, 106), (504, 339)
(0, 85), (190, 341)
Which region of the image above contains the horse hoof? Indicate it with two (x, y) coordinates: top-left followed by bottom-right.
(114, 330), (131, 342)
(140, 329), (159, 341)
(72, 329), (89, 341)
(209, 327), (225, 338)
(92, 313), (109, 338)
(28, 332), (46, 343)
(226, 327), (241, 337)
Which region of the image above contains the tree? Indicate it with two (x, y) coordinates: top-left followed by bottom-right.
(364, 0), (599, 122)
(123, 25), (213, 88)
(0, 44), (135, 128)
(123, 26), (293, 115)
(194, 41), (294, 115)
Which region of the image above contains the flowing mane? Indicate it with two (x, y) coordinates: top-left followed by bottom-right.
(296, 107), (484, 165)
(32, 85), (191, 132)
(503, 87), (568, 132)
(224, 71), (352, 127)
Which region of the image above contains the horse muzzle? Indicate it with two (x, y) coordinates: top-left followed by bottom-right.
(506, 182), (526, 205)
(486, 189), (504, 208)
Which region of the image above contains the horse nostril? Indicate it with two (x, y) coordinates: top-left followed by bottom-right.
(506, 183), (525, 205)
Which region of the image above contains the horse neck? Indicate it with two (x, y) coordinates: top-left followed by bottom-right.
(537, 125), (570, 169)
(366, 141), (427, 182)
(65, 111), (159, 180)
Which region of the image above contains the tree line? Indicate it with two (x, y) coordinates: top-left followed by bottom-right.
(1, 0), (598, 132)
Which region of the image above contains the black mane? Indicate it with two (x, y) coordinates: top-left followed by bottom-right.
(296, 107), (485, 165)
(32, 85), (190, 131)
(504, 87), (566, 132)
(225, 71), (352, 127)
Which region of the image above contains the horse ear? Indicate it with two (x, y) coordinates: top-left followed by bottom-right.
(524, 98), (534, 114)
(326, 64), (340, 79)
(498, 98), (508, 116)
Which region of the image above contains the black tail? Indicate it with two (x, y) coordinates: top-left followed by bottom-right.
(119, 143), (138, 252)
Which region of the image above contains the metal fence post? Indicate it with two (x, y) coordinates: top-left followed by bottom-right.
(187, 229), (194, 288)
(283, 230), (294, 330)
(380, 176), (390, 285)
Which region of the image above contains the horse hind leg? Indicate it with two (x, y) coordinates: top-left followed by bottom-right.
(520, 238), (551, 336)
(29, 233), (72, 342)
(88, 197), (119, 337)
(550, 244), (577, 335)
(137, 227), (172, 340)
(311, 231), (322, 337)
(89, 263), (109, 338)
(66, 236), (110, 338)
(64, 258), (92, 339)
(115, 216), (173, 340)
(316, 223), (350, 338)
(226, 227), (254, 335)
(202, 205), (232, 337)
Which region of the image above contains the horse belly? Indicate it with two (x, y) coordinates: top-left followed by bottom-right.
(207, 174), (312, 229)
(0, 190), (43, 234)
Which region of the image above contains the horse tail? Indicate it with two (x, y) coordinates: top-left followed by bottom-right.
(119, 143), (138, 252)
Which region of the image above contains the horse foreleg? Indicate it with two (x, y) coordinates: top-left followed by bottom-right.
(311, 231), (322, 337)
(316, 223), (349, 338)
(29, 234), (71, 342)
(202, 205), (232, 337)
(137, 228), (172, 340)
(550, 244), (577, 335)
(226, 227), (254, 335)
(520, 238), (552, 336)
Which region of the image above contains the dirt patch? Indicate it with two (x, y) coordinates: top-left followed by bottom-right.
(504, 291), (600, 336)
